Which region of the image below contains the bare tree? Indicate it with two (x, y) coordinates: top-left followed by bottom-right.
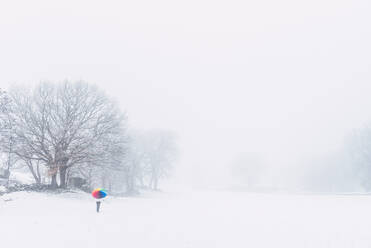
(121, 131), (149, 193)
(9, 81), (127, 188)
(129, 129), (178, 190)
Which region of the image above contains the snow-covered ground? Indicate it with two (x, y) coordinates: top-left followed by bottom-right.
(1, 190), (371, 248)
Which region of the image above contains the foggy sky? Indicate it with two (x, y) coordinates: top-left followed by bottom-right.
(1, 0), (371, 186)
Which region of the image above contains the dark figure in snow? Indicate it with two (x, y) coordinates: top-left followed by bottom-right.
(96, 201), (101, 213)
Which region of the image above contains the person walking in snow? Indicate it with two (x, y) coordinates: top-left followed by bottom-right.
(92, 188), (107, 213)
(96, 200), (101, 212)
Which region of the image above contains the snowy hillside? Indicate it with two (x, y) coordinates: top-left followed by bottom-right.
(1, 190), (371, 248)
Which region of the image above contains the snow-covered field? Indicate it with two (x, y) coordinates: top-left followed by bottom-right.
(1, 190), (371, 248)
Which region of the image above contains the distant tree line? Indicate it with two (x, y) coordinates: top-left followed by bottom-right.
(0, 81), (178, 194)
(228, 131), (371, 193)
(346, 125), (371, 191)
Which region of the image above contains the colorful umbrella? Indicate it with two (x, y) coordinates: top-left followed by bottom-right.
(92, 188), (107, 199)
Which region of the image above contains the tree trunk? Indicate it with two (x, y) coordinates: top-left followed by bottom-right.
(6, 138), (12, 187)
(153, 177), (158, 191)
(59, 166), (68, 188)
(125, 171), (134, 194)
(65, 169), (71, 187)
(36, 161), (41, 184)
(139, 176), (145, 187)
(150, 169), (159, 190)
(51, 175), (58, 189)
(27, 160), (40, 184)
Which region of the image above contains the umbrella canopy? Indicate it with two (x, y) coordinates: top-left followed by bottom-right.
(92, 188), (107, 199)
